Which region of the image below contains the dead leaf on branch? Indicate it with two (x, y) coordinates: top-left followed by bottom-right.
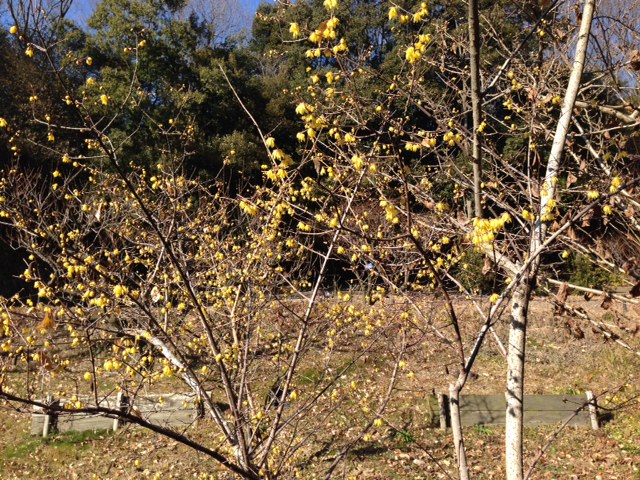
(579, 158), (588, 172)
(581, 208), (593, 227)
(624, 205), (635, 218)
(601, 295), (612, 310)
(565, 318), (585, 339)
(37, 311), (55, 331)
(482, 256), (494, 276)
(630, 50), (640, 71)
(555, 282), (570, 315)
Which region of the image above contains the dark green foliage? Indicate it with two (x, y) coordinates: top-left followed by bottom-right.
(567, 253), (623, 289)
(451, 249), (498, 295)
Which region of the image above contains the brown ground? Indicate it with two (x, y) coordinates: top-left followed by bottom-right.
(1, 295), (639, 479)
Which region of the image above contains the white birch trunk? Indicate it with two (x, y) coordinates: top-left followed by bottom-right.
(449, 383), (470, 480)
(505, 283), (531, 479)
(504, 1), (596, 479)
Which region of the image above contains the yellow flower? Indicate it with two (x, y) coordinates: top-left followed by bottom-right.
(86, 77), (96, 86)
(289, 22), (301, 39)
(86, 56), (93, 66)
(138, 40), (147, 48)
(373, 418), (384, 427)
(522, 209), (535, 222)
(113, 285), (128, 298)
(586, 190), (600, 200)
(561, 250), (570, 259)
(490, 293), (500, 304)
(388, 6), (398, 20)
(25, 46), (35, 57)
(10, 26), (18, 35)
(0, 118), (7, 128)
(405, 46), (421, 64)
(83, 372), (93, 381)
(323, 0), (338, 9)
(272, 148), (285, 161)
(100, 94), (109, 106)
(295, 102), (313, 115)
(610, 176), (622, 193)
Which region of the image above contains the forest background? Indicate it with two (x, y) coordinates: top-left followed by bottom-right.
(0, 0), (640, 479)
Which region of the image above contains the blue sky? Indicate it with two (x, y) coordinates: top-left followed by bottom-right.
(1, 0), (275, 38)
(67, 0), (274, 34)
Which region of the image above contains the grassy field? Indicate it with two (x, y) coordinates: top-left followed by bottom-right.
(1, 295), (639, 479)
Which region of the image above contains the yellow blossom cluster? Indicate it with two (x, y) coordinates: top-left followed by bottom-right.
(413, 2), (429, 22)
(405, 34), (432, 64)
(540, 197), (557, 221)
(609, 176), (622, 193)
(240, 200), (259, 216)
(379, 199), (400, 224)
(289, 22), (301, 38)
(471, 213), (511, 246)
(443, 130), (462, 146)
(323, 0), (338, 10)
(521, 208), (536, 222)
(389, 2), (428, 23)
(309, 17), (339, 43)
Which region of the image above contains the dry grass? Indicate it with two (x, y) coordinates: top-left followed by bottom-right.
(1, 295), (639, 479)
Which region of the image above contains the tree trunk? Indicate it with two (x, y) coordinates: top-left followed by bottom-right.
(449, 383), (470, 480)
(504, 1), (595, 478)
(468, 0), (483, 219)
(505, 281), (531, 479)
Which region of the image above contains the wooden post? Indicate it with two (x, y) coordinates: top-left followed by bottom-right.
(42, 394), (54, 438)
(586, 391), (599, 430)
(437, 393), (448, 430)
(113, 391), (124, 432)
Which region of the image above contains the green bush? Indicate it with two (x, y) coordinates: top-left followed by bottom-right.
(567, 253), (622, 289)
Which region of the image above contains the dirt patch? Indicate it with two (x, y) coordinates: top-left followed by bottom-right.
(1, 294), (638, 479)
